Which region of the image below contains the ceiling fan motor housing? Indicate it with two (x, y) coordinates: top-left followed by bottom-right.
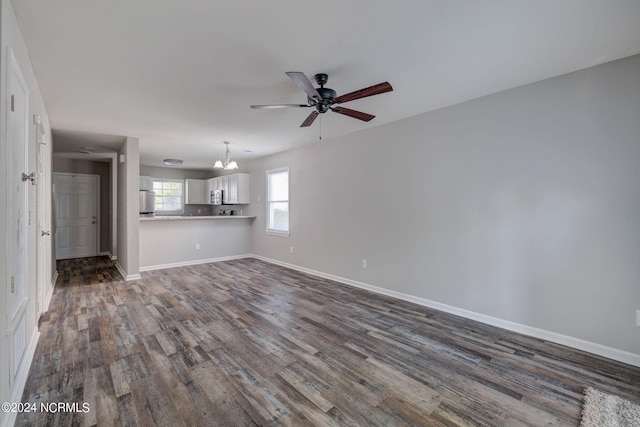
(311, 87), (337, 113)
(309, 73), (335, 113)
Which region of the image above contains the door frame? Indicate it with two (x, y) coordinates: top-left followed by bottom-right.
(53, 172), (100, 260)
(35, 121), (51, 317)
(52, 152), (118, 259)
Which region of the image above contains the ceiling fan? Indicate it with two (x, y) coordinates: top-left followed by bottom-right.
(251, 72), (393, 127)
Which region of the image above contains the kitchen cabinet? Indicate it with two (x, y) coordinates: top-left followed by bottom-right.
(190, 173), (249, 205)
(206, 178), (215, 203)
(185, 179), (208, 204)
(139, 175), (153, 191)
(224, 173), (250, 204)
(220, 176), (229, 203)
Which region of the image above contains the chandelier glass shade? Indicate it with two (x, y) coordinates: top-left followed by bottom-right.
(214, 141), (238, 170)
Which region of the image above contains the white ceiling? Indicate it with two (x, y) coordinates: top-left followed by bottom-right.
(11, 0), (640, 170)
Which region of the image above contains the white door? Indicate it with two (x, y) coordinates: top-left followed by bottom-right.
(7, 47), (30, 382)
(54, 173), (99, 259)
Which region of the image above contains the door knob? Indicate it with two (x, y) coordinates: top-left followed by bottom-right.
(41, 230), (50, 236)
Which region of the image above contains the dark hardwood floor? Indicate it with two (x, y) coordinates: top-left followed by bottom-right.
(18, 257), (640, 426)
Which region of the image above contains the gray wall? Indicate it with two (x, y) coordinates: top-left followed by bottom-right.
(53, 158), (111, 253)
(139, 219), (252, 269)
(246, 54), (640, 356)
(140, 165), (212, 180)
(117, 137), (140, 279)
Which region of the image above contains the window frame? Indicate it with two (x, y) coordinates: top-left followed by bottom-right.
(152, 178), (184, 216)
(266, 167), (290, 236)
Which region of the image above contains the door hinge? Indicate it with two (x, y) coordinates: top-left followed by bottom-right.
(11, 94), (15, 112)
(11, 276), (15, 293)
(22, 172), (36, 184)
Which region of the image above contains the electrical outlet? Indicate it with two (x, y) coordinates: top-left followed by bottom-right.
(196, 243), (200, 250)
(290, 246), (294, 254)
(361, 259), (367, 269)
(636, 309), (640, 326)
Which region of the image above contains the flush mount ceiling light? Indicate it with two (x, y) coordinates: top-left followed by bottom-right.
(213, 141), (238, 170)
(163, 158), (183, 166)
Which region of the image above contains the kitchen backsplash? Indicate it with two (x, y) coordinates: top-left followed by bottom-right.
(183, 204), (214, 216)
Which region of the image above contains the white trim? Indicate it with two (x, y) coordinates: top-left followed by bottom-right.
(152, 177), (185, 215)
(1, 327), (40, 427)
(42, 271), (58, 312)
(53, 152), (118, 258)
(266, 230), (290, 237)
(266, 167), (290, 235)
(250, 255), (640, 368)
(115, 262), (141, 281)
(139, 254), (252, 272)
(52, 172), (101, 259)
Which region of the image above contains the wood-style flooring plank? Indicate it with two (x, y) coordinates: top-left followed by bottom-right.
(16, 256), (640, 426)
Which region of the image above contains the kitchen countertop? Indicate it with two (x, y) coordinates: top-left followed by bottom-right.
(140, 215), (255, 221)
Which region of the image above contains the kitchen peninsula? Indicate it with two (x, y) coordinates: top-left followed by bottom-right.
(138, 167), (256, 271)
(140, 215), (255, 221)
(139, 215), (255, 271)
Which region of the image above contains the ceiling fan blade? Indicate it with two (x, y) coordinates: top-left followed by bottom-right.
(250, 104), (310, 109)
(300, 111), (319, 127)
(331, 106), (375, 122)
(286, 71), (321, 101)
(333, 82), (393, 104)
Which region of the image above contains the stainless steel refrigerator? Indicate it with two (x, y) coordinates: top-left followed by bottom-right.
(139, 190), (155, 216)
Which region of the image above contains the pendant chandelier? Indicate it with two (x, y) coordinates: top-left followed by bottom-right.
(213, 141), (238, 170)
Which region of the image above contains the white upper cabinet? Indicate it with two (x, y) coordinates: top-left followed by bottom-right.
(218, 176), (227, 203)
(185, 179), (208, 204)
(187, 173), (249, 205)
(224, 173), (250, 204)
(212, 177), (221, 190)
(139, 175), (153, 191)
(206, 178), (215, 202)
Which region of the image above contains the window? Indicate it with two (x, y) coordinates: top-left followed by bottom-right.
(266, 167), (289, 235)
(153, 178), (184, 215)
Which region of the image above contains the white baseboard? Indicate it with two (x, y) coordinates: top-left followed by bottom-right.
(1, 327), (40, 427)
(139, 254), (252, 272)
(251, 255), (640, 368)
(115, 262), (141, 281)
(43, 271), (58, 312)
